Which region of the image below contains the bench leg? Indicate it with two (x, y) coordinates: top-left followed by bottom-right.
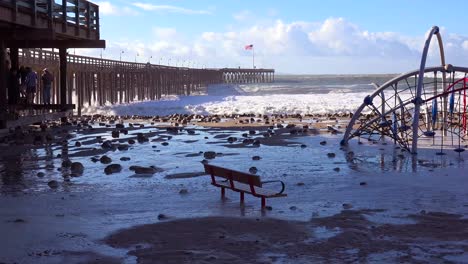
(240, 192), (244, 204)
(221, 187), (225, 199)
(261, 197), (266, 208)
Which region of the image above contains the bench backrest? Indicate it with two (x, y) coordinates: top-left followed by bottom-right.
(204, 163), (262, 187)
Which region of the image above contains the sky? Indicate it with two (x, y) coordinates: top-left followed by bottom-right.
(78, 0), (468, 74)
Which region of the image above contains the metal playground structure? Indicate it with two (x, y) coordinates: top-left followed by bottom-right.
(341, 26), (468, 154)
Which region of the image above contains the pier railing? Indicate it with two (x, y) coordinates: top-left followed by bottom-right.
(0, 0), (100, 40)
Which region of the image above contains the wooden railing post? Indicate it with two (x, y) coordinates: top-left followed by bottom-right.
(10, 0), (17, 22)
(86, 1), (91, 38)
(61, 0), (67, 33)
(74, 0), (79, 36)
(31, 0), (37, 26)
(95, 5), (100, 39)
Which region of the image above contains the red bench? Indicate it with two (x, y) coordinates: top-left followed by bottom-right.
(203, 163), (286, 208)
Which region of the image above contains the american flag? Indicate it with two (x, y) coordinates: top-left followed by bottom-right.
(245, 44), (253, 50)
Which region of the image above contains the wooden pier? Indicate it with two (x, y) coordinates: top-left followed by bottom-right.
(220, 68), (274, 83)
(1, 0), (105, 129)
(16, 50), (275, 115)
(0, 1), (274, 130)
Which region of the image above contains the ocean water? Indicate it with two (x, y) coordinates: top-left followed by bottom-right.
(82, 74), (399, 116)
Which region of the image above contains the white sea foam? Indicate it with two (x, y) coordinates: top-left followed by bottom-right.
(81, 83), (369, 116)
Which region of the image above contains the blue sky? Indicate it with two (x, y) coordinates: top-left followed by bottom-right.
(82, 0), (468, 74)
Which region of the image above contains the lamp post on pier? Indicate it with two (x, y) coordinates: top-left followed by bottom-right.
(120, 50), (124, 62)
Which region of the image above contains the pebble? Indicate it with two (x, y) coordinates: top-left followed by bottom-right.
(203, 151), (216, 159)
(327, 153), (336, 158)
(320, 141), (327, 145)
(252, 156), (261, 161)
(104, 164), (122, 175)
(120, 157), (131, 161)
(70, 162), (84, 174)
(62, 159), (72, 168)
(100, 155), (112, 164)
(48, 180), (59, 189)
(37, 172), (45, 177)
(333, 167), (340, 172)
(158, 214), (167, 220)
(249, 167), (258, 174)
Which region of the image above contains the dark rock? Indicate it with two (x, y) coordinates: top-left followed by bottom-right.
(111, 131), (120, 138)
(227, 137), (237, 143)
(342, 203), (353, 209)
(104, 164), (122, 175)
(62, 159), (72, 168)
(360, 182), (367, 186)
(48, 180), (59, 189)
(70, 162), (84, 174)
(249, 167), (258, 174)
(120, 157), (131, 161)
(289, 206), (297, 210)
(265, 206), (273, 211)
(75, 141), (82, 147)
(249, 130), (256, 135)
(252, 140), (261, 147)
(100, 155), (112, 164)
(91, 157), (99, 163)
(37, 172), (45, 177)
(116, 123), (125, 129)
(203, 151), (216, 159)
(128, 139), (136, 144)
(296, 182), (305, 186)
(161, 142), (169, 146)
(129, 166), (163, 174)
(101, 141), (113, 149)
(333, 167), (340, 172)
(252, 156), (261, 161)
(327, 153), (336, 158)
(158, 214), (167, 220)
(179, 189), (188, 195)
(117, 144), (129, 151)
(300, 144), (307, 148)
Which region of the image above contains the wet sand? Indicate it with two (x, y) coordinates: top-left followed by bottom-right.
(1, 114), (468, 263)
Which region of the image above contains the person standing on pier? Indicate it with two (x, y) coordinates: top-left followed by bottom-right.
(41, 68), (53, 105)
(25, 67), (37, 104)
(7, 67), (19, 109)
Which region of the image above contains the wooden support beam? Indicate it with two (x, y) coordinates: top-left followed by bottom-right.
(0, 41), (6, 128)
(59, 48), (67, 107)
(6, 39), (106, 49)
(0, 29), (56, 40)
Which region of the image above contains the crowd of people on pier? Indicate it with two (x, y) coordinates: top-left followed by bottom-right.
(6, 61), (54, 109)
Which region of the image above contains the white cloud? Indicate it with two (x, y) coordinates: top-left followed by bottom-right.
(94, 1), (138, 16)
(77, 17), (468, 73)
(462, 40), (468, 50)
(153, 27), (178, 40)
(132, 3), (211, 15)
(233, 10), (253, 21)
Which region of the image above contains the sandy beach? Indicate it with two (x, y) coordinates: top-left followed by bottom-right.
(0, 114), (467, 263)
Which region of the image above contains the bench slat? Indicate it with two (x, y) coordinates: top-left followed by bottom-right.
(204, 164), (262, 187)
(213, 181), (286, 198)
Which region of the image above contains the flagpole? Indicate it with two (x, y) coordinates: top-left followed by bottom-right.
(252, 46), (255, 69)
